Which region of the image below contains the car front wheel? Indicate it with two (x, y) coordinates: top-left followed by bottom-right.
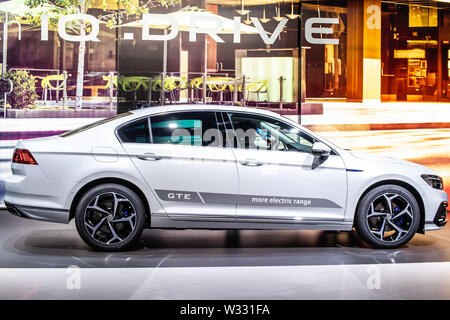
(75, 183), (146, 251)
(354, 184), (420, 249)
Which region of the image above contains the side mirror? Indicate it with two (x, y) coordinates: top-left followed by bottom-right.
(312, 142), (331, 160)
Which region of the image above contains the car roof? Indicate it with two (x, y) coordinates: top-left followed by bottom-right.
(129, 104), (285, 119)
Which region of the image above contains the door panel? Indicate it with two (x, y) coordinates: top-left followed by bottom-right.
(124, 143), (238, 221)
(119, 112), (238, 221)
(233, 149), (347, 222)
(227, 112), (347, 223)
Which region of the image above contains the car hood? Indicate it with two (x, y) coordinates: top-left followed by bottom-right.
(348, 150), (423, 168)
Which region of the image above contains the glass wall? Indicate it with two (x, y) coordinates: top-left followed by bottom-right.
(301, 0), (450, 103)
(1, 0), (449, 114)
(117, 0), (300, 113)
(381, 1), (450, 102)
(301, 0), (347, 99)
(0, 0), (300, 117)
(0, 0), (119, 113)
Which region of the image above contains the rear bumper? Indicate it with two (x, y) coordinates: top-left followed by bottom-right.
(4, 201), (69, 224)
(4, 163), (75, 215)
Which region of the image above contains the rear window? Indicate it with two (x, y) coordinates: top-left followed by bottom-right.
(60, 112), (132, 137)
(117, 118), (150, 143)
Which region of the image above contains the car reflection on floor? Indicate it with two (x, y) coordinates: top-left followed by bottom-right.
(1, 210), (449, 269)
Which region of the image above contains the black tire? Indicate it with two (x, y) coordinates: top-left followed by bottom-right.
(354, 184), (420, 249)
(75, 183), (146, 251)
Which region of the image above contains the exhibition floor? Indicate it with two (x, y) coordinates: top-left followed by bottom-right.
(1, 210), (450, 299)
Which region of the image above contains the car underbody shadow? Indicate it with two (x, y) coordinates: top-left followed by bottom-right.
(1, 210), (448, 268)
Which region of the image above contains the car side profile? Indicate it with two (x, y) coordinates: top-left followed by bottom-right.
(4, 105), (448, 251)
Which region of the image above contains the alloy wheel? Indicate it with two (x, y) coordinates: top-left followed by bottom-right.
(366, 193), (414, 242)
(83, 192), (137, 245)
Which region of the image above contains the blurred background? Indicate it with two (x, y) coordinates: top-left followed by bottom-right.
(0, 0), (449, 203)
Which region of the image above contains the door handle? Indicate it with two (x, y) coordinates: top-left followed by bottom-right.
(240, 158), (263, 167)
(136, 152), (162, 161)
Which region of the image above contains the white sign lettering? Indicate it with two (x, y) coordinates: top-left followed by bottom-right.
(141, 14), (179, 41)
(367, 5), (381, 30)
(189, 15), (224, 43)
(31, 15), (343, 45)
(41, 14), (48, 41)
(251, 17), (288, 45)
(57, 14), (100, 42)
(305, 17), (339, 45)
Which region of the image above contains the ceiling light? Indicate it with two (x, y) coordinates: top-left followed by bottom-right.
(259, 7), (271, 23)
(235, 1), (250, 16)
(286, 1), (299, 20)
(243, 12), (252, 25)
(273, 4), (285, 22)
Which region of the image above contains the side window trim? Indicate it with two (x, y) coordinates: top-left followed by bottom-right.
(148, 117), (153, 143)
(213, 111), (225, 148)
(218, 111), (233, 148)
(222, 112), (238, 148)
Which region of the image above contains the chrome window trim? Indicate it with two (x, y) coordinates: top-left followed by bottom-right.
(114, 108), (340, 157)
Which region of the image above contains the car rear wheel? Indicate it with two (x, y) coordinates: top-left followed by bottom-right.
(75, 183), (146, 251)
(354, 184), (420, 249)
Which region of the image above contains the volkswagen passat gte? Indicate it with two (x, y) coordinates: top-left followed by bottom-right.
(4, 106), (448, 251)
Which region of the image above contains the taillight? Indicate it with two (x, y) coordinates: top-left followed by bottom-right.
(12, 148), (38, 165)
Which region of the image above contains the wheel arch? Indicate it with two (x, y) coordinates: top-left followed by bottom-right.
(69, 177), (151, 227)
(354, 179), (425, 234)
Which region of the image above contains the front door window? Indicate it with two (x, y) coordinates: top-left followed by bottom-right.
(228, 113), (314, 153)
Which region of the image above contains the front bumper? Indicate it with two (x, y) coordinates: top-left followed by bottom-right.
(419, 180), (448, 231)
(5, 201), (69, 224)
(433, 201), (448, 227)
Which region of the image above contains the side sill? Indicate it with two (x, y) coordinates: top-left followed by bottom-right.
(151, 215), (353, 231)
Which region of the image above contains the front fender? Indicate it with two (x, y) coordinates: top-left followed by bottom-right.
(344, 172), (427, 223)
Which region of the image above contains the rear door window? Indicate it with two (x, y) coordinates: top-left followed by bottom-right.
(150, 112), (220, 147)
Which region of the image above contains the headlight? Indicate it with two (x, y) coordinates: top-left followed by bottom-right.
(421, 174), (443, 190)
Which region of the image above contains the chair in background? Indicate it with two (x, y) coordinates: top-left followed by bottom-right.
(41, 73), (69, 107)
(166, 76), (188, 102)
(152, 76), (187, 103)
(207, 77), (234, 103)
(189, 77), (205, 101)
(119, 76), (148, 103)
(246, 80), (269, 106)
(102, 74), (117, 96)
(120, 76), (147, 92)
(102, 73), (117, 110)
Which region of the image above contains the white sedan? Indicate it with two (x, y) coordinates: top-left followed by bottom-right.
(4, 105), (448, 251)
